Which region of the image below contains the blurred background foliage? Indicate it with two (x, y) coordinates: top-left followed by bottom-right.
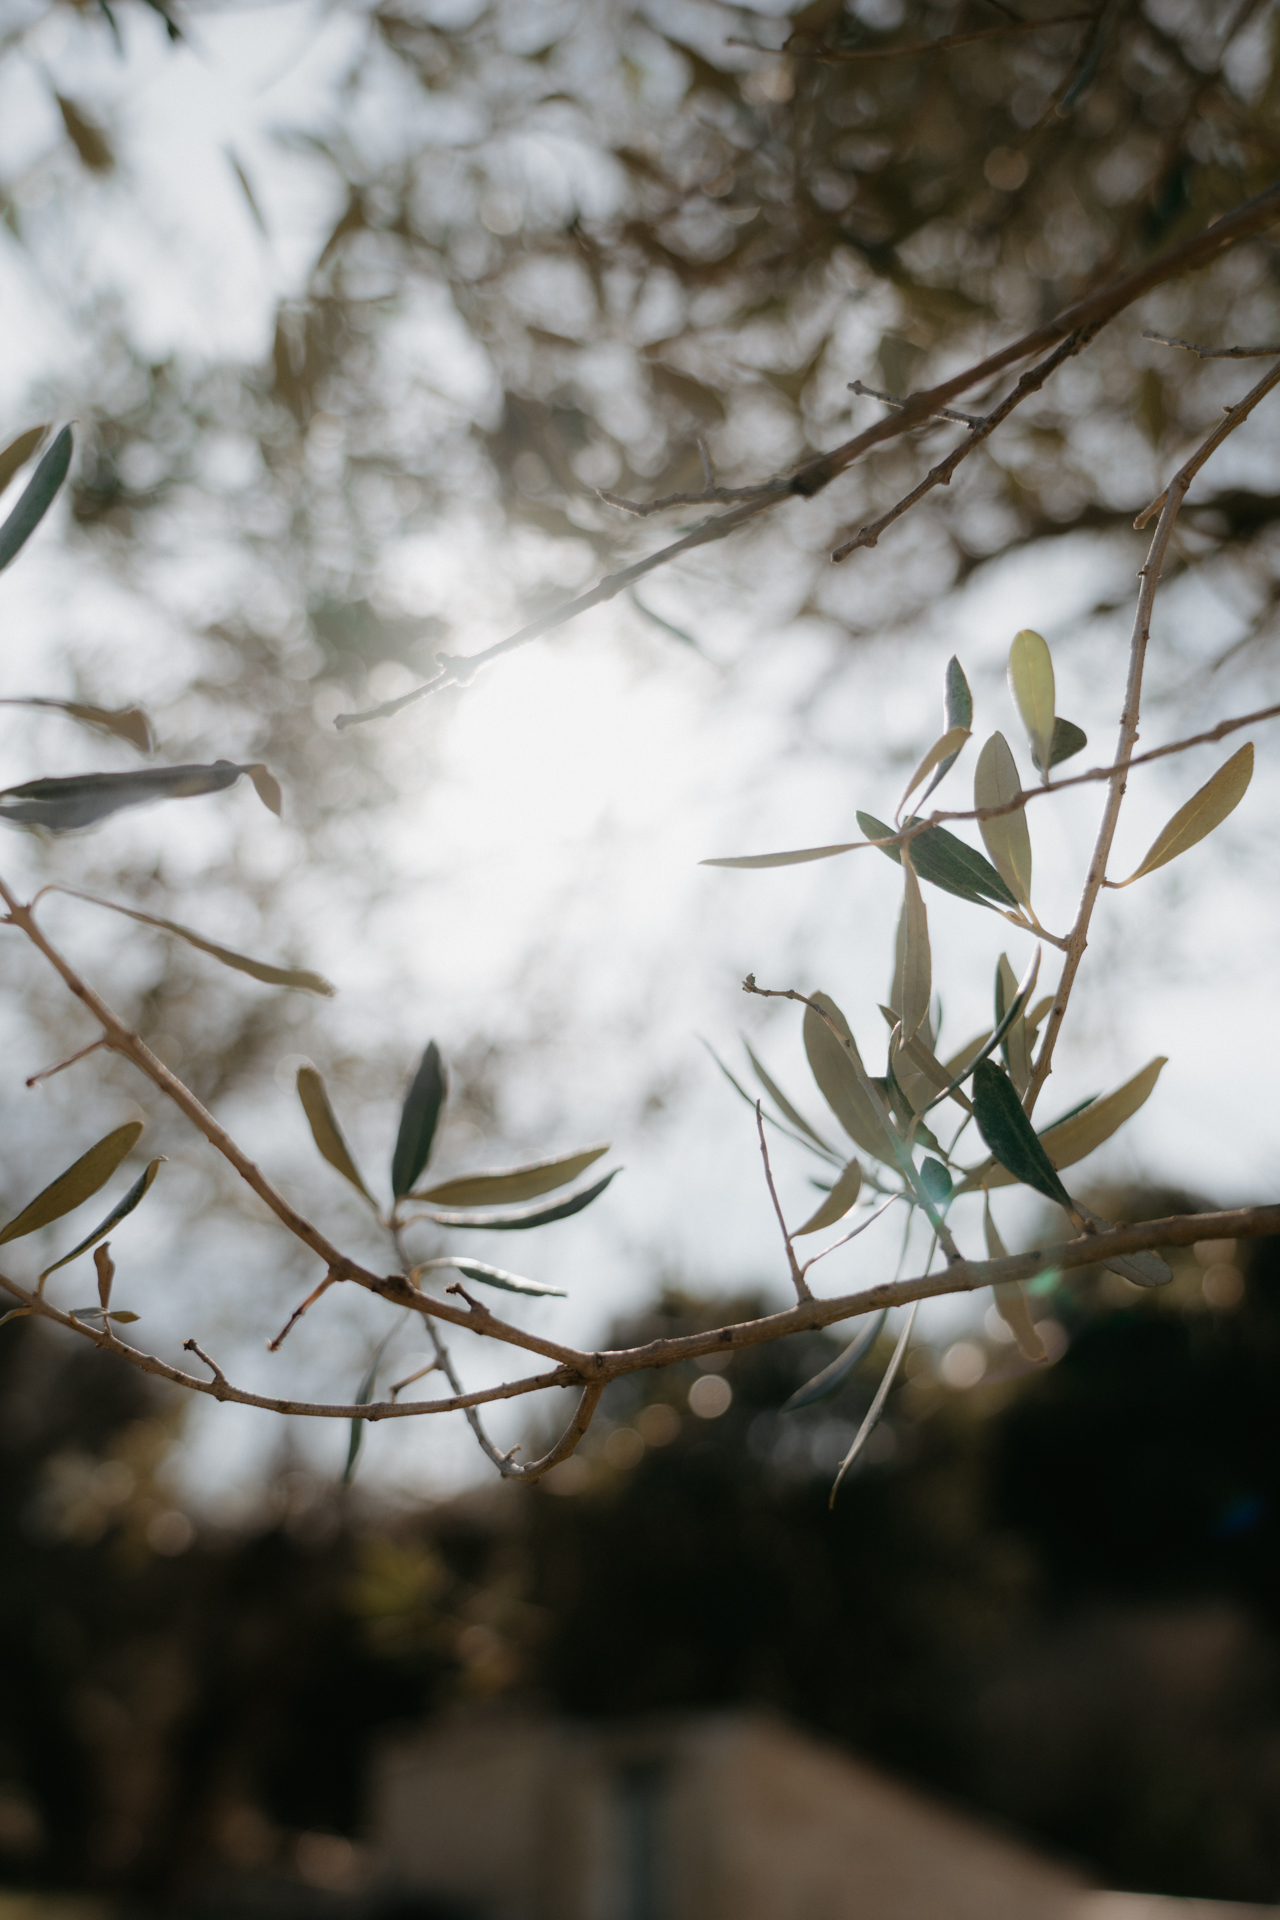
(3, 1204), (1280, 1902)
(3, 0), (1280, 1900)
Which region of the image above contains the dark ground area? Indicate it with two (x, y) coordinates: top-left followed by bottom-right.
(3, 1203), (1280, 1908)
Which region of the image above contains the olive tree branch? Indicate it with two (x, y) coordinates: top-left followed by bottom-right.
(1025, 355), (1280, 1113)
(832, 323), (1102, 560)
(0, 1269), (575, 1419)
(334, 180), (1280, 729)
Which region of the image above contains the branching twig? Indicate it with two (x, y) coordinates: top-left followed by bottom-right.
(1145, 329), (1280, 360)
(1026, 358), (1280, 1112)
(848, 379), (986, 428)
(756, 1101), (810, 1301)
(25, 1036), (106, 1087)
(833, 325), (1100, 560)
(334, 182), (1280, 729)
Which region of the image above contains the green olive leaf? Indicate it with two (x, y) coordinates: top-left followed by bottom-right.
(898, 724), (971, 815)
(919, 1157), (953, 1205)
(970, 1059), (1072, 1207)
(857, 811), (1018, 909)
(782, 1309), (887, 1412)
(1115, 744), (1254, 886)
(49, 886), (333, 995)
(802, 993), (898, 1165)
(945, 655), (973, 732)
(435, 1257), (567, 1298)
(701, 840), (863, 870)
(974, 733), (1032, 908)
(0, 761), (281, 832)
(794, 1157), (863, 1235)
(0, 425), (72, 572)
(414, 1144), (609, 1208)
(1032, 716), (1088, 775)
(894, 854), (931, 1042)
(416, 1166), (618, 1230)
(0, 1122), (144, 1247)
(40, 1158), (164, 1279)
(961, 1057), (1167, 1194)
(390, 1041), (448, 1199)
(297, 1066), (373, 1202)
(1008, 628), (1056, 776)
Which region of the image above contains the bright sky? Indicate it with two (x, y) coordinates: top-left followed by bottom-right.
(1, 0), (1278, 1510)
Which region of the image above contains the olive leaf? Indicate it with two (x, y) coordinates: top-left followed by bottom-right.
(1008, 628), (1056, 777)
(49, 886), (334, 995)
(898, 724), (971, 815)
(297, 1066), (373, 1202)
(700, 1038), (841, 1162)
(995, 954), (1031, 1095)
(743, 1042), (836, 1154)
(970, 1059), (1072, 1207)
(0, 425), (49, 498)
(413, 1144), (609, 1208)
(794, 1157), (863, 1235)
(701, 840), (864, 870)
(391, 1042), (448, 1199)
(1113, 744), (1253, 886)
(416, 1166), (618, 1230)
(984, 1200), (1047, 1362)
(343, 1316), (406, 1486)
(945, 655), (973, 732)
(40, 1158), (164, 1280)
(782, 1308), (887, 1412)
(894, 854), (931, 1042)
(857, 812), (1017, 909)
(1031, 716), (1088, 775)
(0, 761), (282, 831)
(0, 699), (153, 754)
(802, 992), (898, 1164)
(919, 1157), (953, 1205)
(974, 733), (1032, 908)
(0, 425), (72, 573)
(431, 1257), (567, 1298)
(0, 1122), (144, 1247)
(961, 1057), (1167, 1193)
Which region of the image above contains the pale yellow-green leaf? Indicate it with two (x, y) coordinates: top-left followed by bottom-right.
(803, 993), (899, 1165)
(943, 1031), (991, 1079)
(1115, 744), (1254, 886)
(744, 1043), (835, 1154)
(0, 1123), (144, 1247)
(895, 1028), (973, 1114)
(975, 731), (1032, 907)
(795, 1158), (863, 1236)
(963, 1057), (1167, 1192)
(51, 887), (334, 996)
(898, 725), (970, 815)
(894, 854), (931, 1041)
(1025, 995), (1054, 1036)
(414, 1144), (609, 1207)
(985, 1199), (1047, 1361)
(0, 698), (152, 754)
(997, 953), (1031, 1095)
(297, 1066), (373, 1201)
(0, 425), (48, 498)
(701, 841), (861, 870)
(242, 762), (284, 818)
(1008, 628), (1055, 776)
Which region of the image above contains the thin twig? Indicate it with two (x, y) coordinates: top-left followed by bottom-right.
(1026, 359), (1280, 1113)
(334, 181), (1280, 728)
(25, 1036), (106, 1087)
(1144, 329), (1280, 360)
(833, 325), (1100, 560)
(1136, 356), (1280, 529)
(849, 379), (986, 428)
(775, 13), (1093, 62)
(757, 1100), (811, 1301)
